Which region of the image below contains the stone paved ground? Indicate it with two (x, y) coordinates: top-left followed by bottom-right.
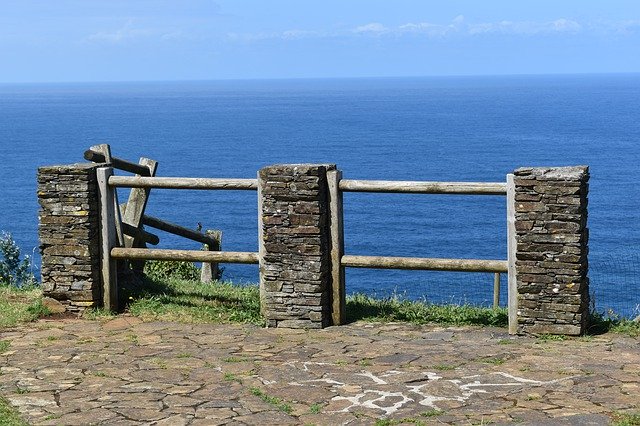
(0, 316), (638, 425)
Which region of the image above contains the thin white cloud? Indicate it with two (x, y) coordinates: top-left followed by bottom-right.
(353, 23), (388, 34)
(468, 18), (582, 35)
(87, 20), (153, 43)
(225, 16), (638, 44)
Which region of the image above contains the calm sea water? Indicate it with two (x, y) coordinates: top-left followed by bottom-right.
(1, 75), (639, 316)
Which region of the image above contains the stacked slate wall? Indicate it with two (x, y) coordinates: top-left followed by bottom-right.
(37, 164), (102, 313)
(513, 166), (590, 335)
(259, 164), (334, 329)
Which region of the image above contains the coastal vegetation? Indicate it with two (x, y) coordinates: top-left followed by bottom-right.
(0, 237), (638, 336)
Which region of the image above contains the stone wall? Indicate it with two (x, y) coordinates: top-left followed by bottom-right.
(513, 166), (590, 335)
(259, 164), (335, 328)
(37, 164), (102, 313)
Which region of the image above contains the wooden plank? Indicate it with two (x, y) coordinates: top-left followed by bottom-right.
(85, 149), (151, 176)
(110, 248), (259, 264)
(89, 144), (113, 163)
(506, 174), (518, 334)
(97, 167), (118, 311)
(89, 145), (125, 246)
(339, 179), (507, 195)
(109, 176), (258, 190)
(341, 255), (508, 272)
(327, 169), (346, 326)
(121, 222), (159, 245)
(200, 230), (222, 282)
(122, 158), (158, 249)
(142, 215), (220, 247)
(493, 272), (501, 308)
(257, 170), (266, 317)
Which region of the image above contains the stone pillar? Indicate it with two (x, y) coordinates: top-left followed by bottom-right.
(258, 164), (335, 328)
(37, 164), (102, 313)
(513, 166), (589, 335)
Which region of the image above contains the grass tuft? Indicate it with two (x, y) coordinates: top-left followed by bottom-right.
(249, 387), (293, 414)
(0, 396), (27, 426)
(0, 285), (49, 329)
(119, 276), (263, 326)
(611, 412), (640, 426)
(346, 293), (507, 326)
(588, 312), (640, 337)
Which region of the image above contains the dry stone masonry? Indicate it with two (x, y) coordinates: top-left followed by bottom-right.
(259, 164), (335, 328)
(513, 166), (590, 335)
(35, 161), (591, 335)
(37, 164), (102, 313)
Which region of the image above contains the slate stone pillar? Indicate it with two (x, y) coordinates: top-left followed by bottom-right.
(514, 166), (590, 335)
(258, 164), (335, 328)
(38, 164), (102, 313)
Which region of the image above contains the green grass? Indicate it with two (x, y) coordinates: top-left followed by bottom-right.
(120, 277), (263, 325)
(0, 285), (50, 329)
(117, 279), (510, 327)
(537, 334), (566, 342)
(611, 412), (640, 426)
(433, 364), (456, 371)
(0, 396), (27, 426)
(309, 403), (323, 414)
(249, 387), (293, 414)
(224, 373), (242, 384)
(588, 312), (640, 338)
(346, 293), (507, 326)
(0, 340), (10, 353)
(481, 357), (506, 365)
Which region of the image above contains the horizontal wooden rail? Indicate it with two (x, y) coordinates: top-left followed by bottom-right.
(341, 255), (508, 272)
(339, 179), (507, 195)
(108, 176), (258, 190)
(111, 248), (259, 264)
(85, 149), (152, 176)
(141, 215), (219, 247)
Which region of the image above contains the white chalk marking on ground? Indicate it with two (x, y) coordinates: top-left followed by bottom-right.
(333, 390), (414, 417)
(356, 371), (387, 385)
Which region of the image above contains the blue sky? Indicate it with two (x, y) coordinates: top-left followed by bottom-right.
(2, 0), (640, 82)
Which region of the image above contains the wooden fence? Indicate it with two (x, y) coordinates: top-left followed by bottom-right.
(93, 147), (518, 333)
(328, 171), (517, 333)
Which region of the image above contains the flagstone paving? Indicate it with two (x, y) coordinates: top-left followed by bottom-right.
(0, 316), (638, 425)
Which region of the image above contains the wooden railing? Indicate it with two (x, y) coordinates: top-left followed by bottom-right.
(327, 170), (517, 333)
(93, 147), (517, 333)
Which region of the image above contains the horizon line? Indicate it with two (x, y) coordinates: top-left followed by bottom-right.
(1, 71), (639, 86)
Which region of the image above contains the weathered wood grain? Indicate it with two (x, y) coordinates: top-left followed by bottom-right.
(97, 167), (118, 311)
(110, 248), (259, 264)
(506, 174), (518, 335)
(327, 169), (346, 326)
(339, 179), (507, 195)
(341, 255), (508, 272)
(109, 176), (258, 190)
(85, 149), (152, 176)
(142, 214), (220, 247)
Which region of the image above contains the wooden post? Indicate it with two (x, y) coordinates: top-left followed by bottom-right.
(97, 167), (118, 311)
(122, 157), (158, 249)
(89, 144), (125, 246)
(200, 230), (222, 282)
(493, 273), (500, 308)
(90, 144), (113, 164)
(257, 170), (266, 318)
(327, 169), (346, 326)
(122, 157), (158, 272)
(506, 174), (518, 334)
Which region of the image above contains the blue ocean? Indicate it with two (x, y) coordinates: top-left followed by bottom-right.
(1, 75), (638, 316)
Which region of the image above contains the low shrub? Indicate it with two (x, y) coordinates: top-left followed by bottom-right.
(143, 260), (200, 281)
(0, 232), (36, 288)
